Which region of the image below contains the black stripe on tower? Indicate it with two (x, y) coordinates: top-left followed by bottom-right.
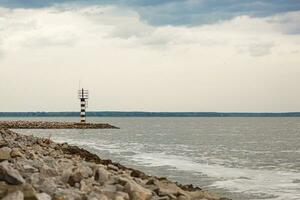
(80, 114), (85, 117)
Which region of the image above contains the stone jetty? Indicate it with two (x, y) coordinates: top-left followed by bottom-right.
(0, 121), (119, 129)
(0, 129), (230, 200)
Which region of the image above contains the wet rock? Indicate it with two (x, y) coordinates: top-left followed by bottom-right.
(108, 164), (119, 171)
(0, 147), (12, 161)
(2, 190), (24, 200)
(0, 161), (25, 185)
(131, 170), (148, 179)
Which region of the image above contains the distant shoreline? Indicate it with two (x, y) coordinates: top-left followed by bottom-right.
(1, 111), (300, 117)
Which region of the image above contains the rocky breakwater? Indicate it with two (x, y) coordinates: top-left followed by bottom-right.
(0, 129), (230, 200)
(0, 121), (119, 129)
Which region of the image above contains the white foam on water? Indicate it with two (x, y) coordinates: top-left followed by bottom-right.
(131, 152), (300, 200)
(51, 136), (300, 200)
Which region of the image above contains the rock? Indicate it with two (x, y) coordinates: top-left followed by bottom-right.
(131, 170), (147, 179)
(2, 190), (24, 200)
(39, 165), (58, 177)
(115, 196), (125, 200)
(156, 180), (186, 197)
(0, 140), (8, 148)
(60, 169), (72, 184)
(123, 178), (152, 200)
(10, 148), (24, 158)
(54, 188), (82, 200)
(95, 167), (110, 184)
(177, 195), (189, 200)
(22, 183), (38, 200)
(76, 165), (93, 178)
(0, 147), (12, 161)
(28, 173), (41, 187)
(115, 191), (130, 200)
(68, 171), (83, 186)
(36, 193), (52, 200)
(88, 193), (108, 200)
(23, 165), (38, 174)
(0, 161), (25, 185)
(39, 179), (57, 196)
(101, 184), (117, 198)
(108, 164), (119, 171)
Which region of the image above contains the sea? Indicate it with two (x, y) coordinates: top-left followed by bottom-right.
(3, 117), (300, 200)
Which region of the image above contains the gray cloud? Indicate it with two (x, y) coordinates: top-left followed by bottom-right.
(268, 11), (300, 34)
(0, 0), (300, 26)
(237, 42), (275, 57)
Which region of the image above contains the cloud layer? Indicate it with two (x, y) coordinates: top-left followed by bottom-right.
(0, 4), (300, 112)
(1, 0), (300, 26)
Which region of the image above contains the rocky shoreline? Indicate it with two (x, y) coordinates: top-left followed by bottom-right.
(0, 129), (230, 200)
(0, 121), (119, 129)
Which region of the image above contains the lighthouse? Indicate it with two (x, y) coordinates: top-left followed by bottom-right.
(78, 88), (89, 123)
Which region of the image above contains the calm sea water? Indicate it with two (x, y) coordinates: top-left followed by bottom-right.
(4, 117), (300, 200)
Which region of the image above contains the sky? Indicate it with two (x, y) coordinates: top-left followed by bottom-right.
(0, 0), (300, 112)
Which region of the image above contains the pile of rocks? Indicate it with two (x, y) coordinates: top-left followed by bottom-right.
(0, 121), (119, 129)
(0, 129), (229, 200)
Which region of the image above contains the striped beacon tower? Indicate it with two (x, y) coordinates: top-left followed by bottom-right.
(78, 88), (89, 123)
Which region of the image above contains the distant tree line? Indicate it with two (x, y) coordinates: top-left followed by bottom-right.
(0, 112), (300, 117)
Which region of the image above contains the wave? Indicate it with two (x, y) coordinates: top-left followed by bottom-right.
(131, 152), (300, 200)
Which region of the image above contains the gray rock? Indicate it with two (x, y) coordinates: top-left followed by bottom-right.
(39, 179), (57, 195)
(95, 167), (110, 184)
(22, 183), (37, 200)
(36, 193), (52, 200)
(0, 161), (25, 185)
(61, 169), (72, 183)
(76, 165), (93, 178)
(2, 190), (24, 200)
(23, 164), (38, 173)
(54, 188), (82, 200)
(0, 147), (12, 161)
(39, 164), (58, 177)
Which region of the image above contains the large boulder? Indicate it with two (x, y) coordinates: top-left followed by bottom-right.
(0, 161), (25, 185)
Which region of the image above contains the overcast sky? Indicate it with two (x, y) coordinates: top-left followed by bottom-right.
(0, 0), (300, 112)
